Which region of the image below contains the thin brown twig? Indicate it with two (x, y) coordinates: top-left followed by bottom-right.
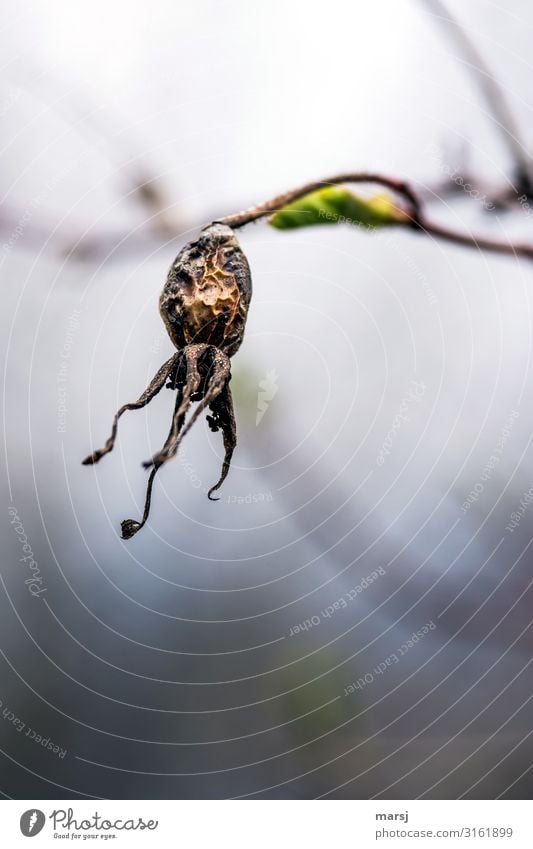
(218, 173), (422, 229)
(422, 0), (533, 195)
(218, 173), (533, 261)
(419, 218), (533, 260)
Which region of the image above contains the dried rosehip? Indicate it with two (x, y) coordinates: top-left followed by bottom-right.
(160, 223), (252, 356)
(83, 223), (252, 539)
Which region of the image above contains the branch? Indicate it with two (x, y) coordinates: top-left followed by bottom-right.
(219, 173), (422, 229)
(418, 218), (533, 260)
(217, 173), (533, 262)
(422, 0), (533, 195)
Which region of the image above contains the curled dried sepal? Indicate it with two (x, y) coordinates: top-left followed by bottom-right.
(121, 519), (142, 540)
(116, 345), (236, 539)
(268, 186), (410, 230)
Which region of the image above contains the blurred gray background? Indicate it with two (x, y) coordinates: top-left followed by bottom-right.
(1, 0), (533, 799)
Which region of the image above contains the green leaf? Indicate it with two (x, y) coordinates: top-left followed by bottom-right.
(268, 185), (408, 231)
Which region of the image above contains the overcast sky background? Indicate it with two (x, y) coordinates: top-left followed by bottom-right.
(1, 0), (533, 800)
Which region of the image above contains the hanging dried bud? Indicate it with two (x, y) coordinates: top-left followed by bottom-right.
(160, 222), (252, 356)
(83, 223), (252, 539)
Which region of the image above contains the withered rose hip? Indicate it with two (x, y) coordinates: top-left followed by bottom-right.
(160, 223), (252, 356)
(83, 223), (252, 539)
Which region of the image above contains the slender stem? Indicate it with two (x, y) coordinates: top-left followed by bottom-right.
(419, 218), (533, 260)
(423, 0), (533, 193)
(218, 173), (422, 229)
(218, 172), (533, 262)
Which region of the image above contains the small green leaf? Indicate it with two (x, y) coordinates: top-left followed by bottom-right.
(268, 185), (408, 231)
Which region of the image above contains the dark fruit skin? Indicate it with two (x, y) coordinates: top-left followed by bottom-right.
(159, 223), (252, 356)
